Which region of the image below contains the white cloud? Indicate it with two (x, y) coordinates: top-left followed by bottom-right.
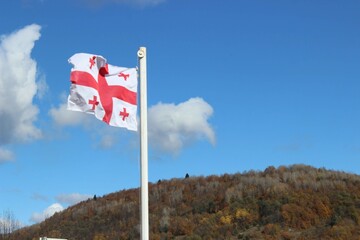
(35, 73), (48, 99)
(51, 97), (215, 154)
(148, 97), (215, 154)
(56, 193), (92, 206)
(30, 203), (64, 223)
(49, 96), (134, 149)
(0, 148), (14, 163)
(49, 101), (89, 126)
(0, 24), (43, 158)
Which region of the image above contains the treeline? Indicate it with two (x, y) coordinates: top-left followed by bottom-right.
(10, 164), (360, 239)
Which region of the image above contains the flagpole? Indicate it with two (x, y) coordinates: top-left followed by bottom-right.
(138, 47), (149, 240)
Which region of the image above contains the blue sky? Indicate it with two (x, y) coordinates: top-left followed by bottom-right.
(0, 0), (359, 226)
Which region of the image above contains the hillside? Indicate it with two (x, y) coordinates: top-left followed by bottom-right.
(9, 164), (360, 240)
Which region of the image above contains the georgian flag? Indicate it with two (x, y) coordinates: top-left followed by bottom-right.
(67, 53), (138, 131)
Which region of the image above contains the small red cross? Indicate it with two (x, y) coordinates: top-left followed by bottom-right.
(88, 95), (99, 110)
(89, 56), (96, 69)
(118, 72), (130, 81)
(120, 107), (129, 121)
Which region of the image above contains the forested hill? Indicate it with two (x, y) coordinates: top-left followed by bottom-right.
(10, 164), (360, 240)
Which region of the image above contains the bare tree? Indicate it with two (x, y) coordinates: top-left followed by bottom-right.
(0, 210), (20, 240)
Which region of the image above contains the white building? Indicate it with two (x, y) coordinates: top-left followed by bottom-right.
(39, 238), (68, 240)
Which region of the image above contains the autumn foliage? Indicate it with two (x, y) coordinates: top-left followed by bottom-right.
(9, 164), (360, 239)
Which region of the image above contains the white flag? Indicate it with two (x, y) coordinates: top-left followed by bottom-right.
(67, 53), (138, 131)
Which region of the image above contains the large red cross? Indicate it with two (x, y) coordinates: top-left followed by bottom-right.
(70, 64), (136, 124)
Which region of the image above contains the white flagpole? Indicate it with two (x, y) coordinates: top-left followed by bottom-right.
(137, 47), (149, 240)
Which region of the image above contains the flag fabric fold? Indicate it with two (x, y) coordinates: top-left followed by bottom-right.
(67, 53), (138, 131)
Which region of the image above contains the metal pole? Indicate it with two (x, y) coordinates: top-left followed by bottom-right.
(137, 47), (149, 240)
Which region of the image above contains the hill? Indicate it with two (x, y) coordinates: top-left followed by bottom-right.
(9, 164), (360, 240)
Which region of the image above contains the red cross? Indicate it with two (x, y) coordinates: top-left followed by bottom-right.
(89, 56), (96, 69)
(88, 95), (99, 110)
(70, 65), (136, 124)
(118, 72), (130, 81)
(120, 107), (129, 121)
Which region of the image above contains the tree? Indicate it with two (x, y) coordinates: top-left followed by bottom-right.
(0, 210), (20, 240)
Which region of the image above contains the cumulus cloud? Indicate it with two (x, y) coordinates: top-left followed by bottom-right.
(30, 203), (64, 223)
(0, 24), (43, 158)
(148, 97), (215, 154)
(49, 95), (135, 149)
(35, 73), (48, 99)
(51, 97), (215, 154)
(29, 193), (91, 223)
(56, 193), (92, 206)
(49, 99), (119, 148)
(49, 100), (89, 126)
